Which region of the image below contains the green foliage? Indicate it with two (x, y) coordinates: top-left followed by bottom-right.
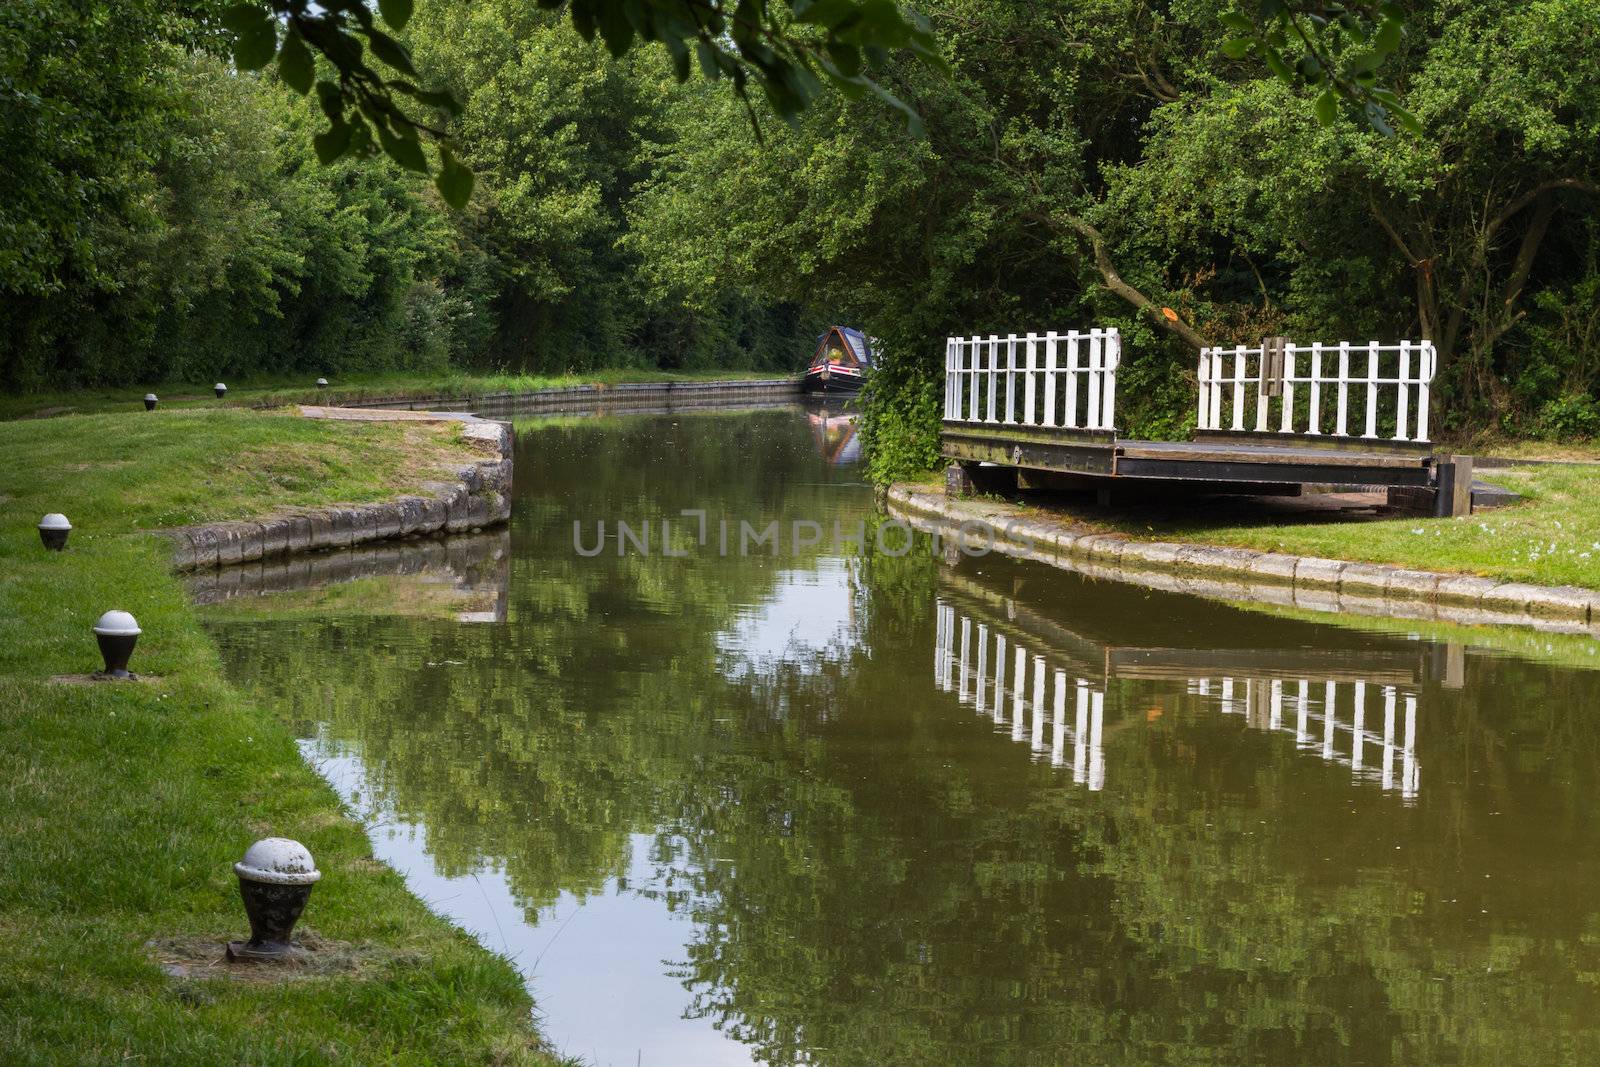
(1, 5), (810, 390)
(2, 43), (491, 391)
(859, 363), (942, 485)
(1537, 394), (1600, 441)
(5, 0), (1597, 435)
(0, 0), (176, 297)
(216, 0), (946, 193)
(405, 1), (815, 373)
(1219, 1), (1421, 135)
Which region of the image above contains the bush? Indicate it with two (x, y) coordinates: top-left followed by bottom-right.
(860, 360), (943, 486)
(1537, 394), (1600, 441)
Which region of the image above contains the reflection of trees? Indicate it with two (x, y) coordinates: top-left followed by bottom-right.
(209, 410), (866, 914)
(210, 412), (1600, 1065)
(645, 555), (1600, 1064)
(651, 634), (1600, 1065)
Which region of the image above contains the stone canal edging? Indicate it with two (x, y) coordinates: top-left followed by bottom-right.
(887, 484), (1600, 633)
(161, 408), (512, 572)
(336, 376), (803, 414)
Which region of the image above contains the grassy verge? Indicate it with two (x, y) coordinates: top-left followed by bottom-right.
(1456, 435), (1600, 464)
(1110, 466), (1600, 588)
(0, 367), (787, 421)
(940, 464), (1600, 589)
(0, 409), (562, 1064)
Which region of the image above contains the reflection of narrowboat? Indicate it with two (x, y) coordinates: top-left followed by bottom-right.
(806, 408), (862, 466)
(804, 326), (874, 394)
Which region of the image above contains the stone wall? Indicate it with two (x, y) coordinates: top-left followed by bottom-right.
(340, 377), (803, 416)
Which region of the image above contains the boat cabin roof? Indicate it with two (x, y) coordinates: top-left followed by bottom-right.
(815, 326), (874, 367)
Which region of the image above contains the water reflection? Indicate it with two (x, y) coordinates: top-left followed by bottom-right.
(936, 594), (1422, 799)
(935, 601), (1107, 785)
(187, 528), (510, 624)
(201, 407), (1600, 1066)
(805, 407), (860, 466)
(717, 559), (859, 680)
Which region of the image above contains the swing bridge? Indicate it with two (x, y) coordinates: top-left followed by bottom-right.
(941, 330), (1471, 514)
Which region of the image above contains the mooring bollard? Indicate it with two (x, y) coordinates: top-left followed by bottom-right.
(143, 393), (158, 411)
(38, 513), (71, 551)
(92, 610), (140, 678)
(228, 838), (321, 961)
(316, 377), (328, 389)
(214, 382), (227, 399)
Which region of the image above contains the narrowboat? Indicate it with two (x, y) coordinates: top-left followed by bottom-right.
(803, 326), (874, 394)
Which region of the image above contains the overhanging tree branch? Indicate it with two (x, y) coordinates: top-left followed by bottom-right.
(1485, 177), (1599, 240)
(1032, 209), (1211, 350)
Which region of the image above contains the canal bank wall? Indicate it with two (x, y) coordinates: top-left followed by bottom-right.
(156, 379), (808, 572)
(887, 484), (1600, 635)
(339, 376), (803, 415)
(161, 409), (512, 572)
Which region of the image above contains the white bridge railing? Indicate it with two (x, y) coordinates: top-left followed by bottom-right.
(1197, 339), (1437, 444)
(944, 329), (1121, 432)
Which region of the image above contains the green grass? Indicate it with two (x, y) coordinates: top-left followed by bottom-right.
(1015, 465), (1600, 589)
(0, 367), (787, 421)
(1469, 438), (1600, 463)
(0, 409), (563, 1064)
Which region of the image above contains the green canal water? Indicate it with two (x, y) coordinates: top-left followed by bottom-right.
(201, 406), (1600, 1066)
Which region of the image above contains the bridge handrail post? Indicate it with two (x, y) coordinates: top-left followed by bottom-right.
(1280, 343), (1297, 434)
(1102, 329), (1120, 430)
(1042, 332), (1059, 428)
(1415, 341), (1434, 442)
(1308, 343), (1323, 434)
(1086, 329), (1102, 430)
(1395, 340), (1412, 441)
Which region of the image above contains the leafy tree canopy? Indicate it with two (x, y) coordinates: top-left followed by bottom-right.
(218, 1), (1419, 208)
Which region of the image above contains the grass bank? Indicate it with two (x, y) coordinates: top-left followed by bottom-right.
(0, 367), (787, 421)
(0, 409), (562, 1064)
(944, 464), (1600, 590)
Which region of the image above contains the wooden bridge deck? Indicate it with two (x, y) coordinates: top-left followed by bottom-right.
(942, 422), (1435, 489)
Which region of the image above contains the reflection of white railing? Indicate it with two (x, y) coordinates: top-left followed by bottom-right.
(936, 601), (1422, 801)
(936, 602), (1106, 789)
(1190, 676), (1420, 799)
(1196, 340), (1437, 443)
(943, 329), (1121, 431)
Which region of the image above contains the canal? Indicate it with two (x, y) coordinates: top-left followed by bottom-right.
(201, 405), (1600, 1066)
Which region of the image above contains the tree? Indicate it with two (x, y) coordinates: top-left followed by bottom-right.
(625, 0), (1599, 468)
(217, 0), (947, 207)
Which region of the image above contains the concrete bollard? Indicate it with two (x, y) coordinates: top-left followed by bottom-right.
(92, 610), (140, 678)
(227, 838), (321, 961)
(38, 513), (71, 551)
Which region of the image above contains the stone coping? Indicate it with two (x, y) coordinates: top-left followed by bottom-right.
(337, 377), (804, 412)
(887, 484), (1600, 635)
(160, 409), (513, 572)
